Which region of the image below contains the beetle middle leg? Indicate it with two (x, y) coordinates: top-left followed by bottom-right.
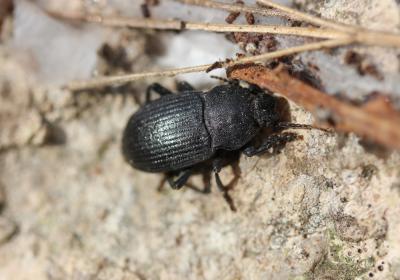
(243, 132), (302, 157)
(146, 83), (174, 103)
(166, 169), (194, 190)
(182, 172), (212, 194)
(213, 158), (237, 212)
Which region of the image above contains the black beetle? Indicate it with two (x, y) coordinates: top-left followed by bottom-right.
(122, 81), (315, 211)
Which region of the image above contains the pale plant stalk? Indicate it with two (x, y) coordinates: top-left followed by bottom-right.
(66, 38), (351, 91)
(186, 22), (345, 39)
(83, 14), (346, 39)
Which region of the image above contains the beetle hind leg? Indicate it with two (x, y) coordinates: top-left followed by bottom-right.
(146, 83), (173, 103)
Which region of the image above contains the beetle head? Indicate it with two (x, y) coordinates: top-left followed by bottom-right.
(253, 93), (281, 128)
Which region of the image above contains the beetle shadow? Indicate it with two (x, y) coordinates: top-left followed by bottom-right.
(40, 117), (67, 146)
(274, 95), (292, 124)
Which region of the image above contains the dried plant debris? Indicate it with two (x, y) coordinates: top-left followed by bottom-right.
(232, 32), (278, 55)
(227, 64), (400, 149)
(344, 50), (383, 80)
(225, 8), (240, 24)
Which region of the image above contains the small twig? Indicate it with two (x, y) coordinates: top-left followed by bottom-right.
(256, 0), (355, 32)
(175, 0), (289, 19)
(178, 23), (344, 39)
(66, 65), (209, 91)
(227, 64), (400, 150)
(65, 38), (350, 91)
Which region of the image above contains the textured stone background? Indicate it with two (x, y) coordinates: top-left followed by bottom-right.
(0, 0), (400, 279)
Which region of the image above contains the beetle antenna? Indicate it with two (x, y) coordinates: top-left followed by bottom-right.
(209, 75), (230, 83)
(275, 122), (331, 132)
(210, 75), (239, 85)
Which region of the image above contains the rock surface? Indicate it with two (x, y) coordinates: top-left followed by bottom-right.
(0, 0), (400, 279)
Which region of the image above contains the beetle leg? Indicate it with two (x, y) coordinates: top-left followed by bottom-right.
(167, 169), (193, 190)
(183, 172), (212, 194)
(176, 81), (195, 92)
(146, 83), (173, 103)
(213, 159), (237, 212)
(243, 132), (301, 157)
(157, 175), (168, 192)
(201, 172), (212, 194)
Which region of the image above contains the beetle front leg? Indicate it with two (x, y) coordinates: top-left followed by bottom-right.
(146, 83), (174, 103)
(213, 159), (237, 212)
(167, 169), (193, 190)
(243, 132), (302, 157)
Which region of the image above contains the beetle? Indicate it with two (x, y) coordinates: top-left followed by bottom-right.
(122, 81), (315, 211)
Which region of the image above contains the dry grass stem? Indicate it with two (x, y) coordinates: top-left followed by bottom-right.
(65, 38), (350, 91)
(73, 13), (184, 30)
(72, 13), (347, 40)
(185, 23), (345, 39)
(66, 65), (210, 91)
